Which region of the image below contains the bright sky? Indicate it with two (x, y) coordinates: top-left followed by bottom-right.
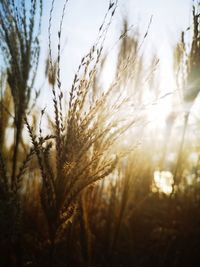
(37, 0), (193, 114)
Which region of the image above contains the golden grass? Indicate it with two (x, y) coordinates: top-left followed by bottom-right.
(0, 1), (200, 267)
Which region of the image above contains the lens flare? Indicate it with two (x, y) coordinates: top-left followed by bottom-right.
(153, 170), (174, 195)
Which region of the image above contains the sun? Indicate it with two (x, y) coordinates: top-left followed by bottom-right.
(153, 170), (174, 195)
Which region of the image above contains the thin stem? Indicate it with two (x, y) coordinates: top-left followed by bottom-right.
(173, 112), (189, 191)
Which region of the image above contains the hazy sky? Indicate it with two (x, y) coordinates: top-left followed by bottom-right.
(38, 0), (193, 109)
(40, 0), (192, 70)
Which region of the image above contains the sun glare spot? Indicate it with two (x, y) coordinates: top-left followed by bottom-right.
(153, 170), (174, 195)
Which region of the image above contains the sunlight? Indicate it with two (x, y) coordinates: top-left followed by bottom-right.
(1, 0), (200, 266)
(146, 94), (172, 127)
(153, 170), (174, 195)
(147, 48), (176, 128)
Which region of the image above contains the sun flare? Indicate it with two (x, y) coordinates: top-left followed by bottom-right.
(153, 170), (174, 195)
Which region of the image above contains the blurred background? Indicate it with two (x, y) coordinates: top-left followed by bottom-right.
(1, 1), (200, 266)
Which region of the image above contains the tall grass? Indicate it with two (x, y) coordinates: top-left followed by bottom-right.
(173, 2), (200, 187)
(0, 1), (200, 267)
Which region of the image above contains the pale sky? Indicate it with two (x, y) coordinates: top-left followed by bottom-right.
(37, 0), (193, 112)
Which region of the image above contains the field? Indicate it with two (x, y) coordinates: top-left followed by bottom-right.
(0, 1), (200, 266)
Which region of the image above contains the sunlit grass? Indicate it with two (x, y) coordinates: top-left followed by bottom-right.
(1, 1), (200, 267)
